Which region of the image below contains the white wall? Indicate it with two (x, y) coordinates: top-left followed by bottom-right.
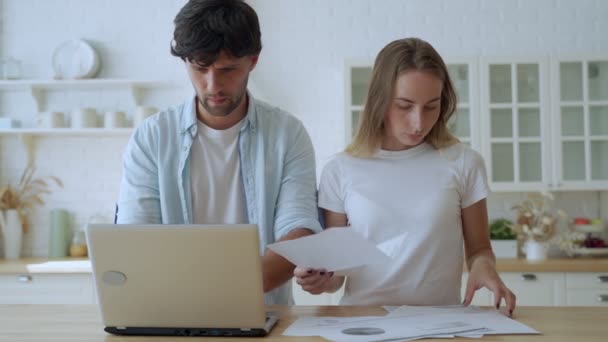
(0, 0), (606, 256)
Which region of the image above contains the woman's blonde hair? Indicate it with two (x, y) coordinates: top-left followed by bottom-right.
(346, 37), (459, 158)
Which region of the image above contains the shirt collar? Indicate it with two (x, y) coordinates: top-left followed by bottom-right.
(180, 90), (257, 137)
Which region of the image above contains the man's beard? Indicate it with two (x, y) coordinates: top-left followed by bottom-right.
(199, 87), (247, 117)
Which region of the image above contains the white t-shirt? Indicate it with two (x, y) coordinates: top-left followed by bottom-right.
(318, 142), (490, 305)
(190, 119), (248, 224)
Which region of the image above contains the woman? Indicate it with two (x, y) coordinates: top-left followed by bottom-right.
(295, 37), (516, 316)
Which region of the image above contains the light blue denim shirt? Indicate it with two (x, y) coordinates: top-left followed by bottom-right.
(117, 93), (322, 305)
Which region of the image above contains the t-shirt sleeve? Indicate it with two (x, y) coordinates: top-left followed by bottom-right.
(318, 157), (346, 214)
(460, 148), (491, 208)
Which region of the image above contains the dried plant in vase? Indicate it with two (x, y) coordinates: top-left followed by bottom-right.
(511, 192), (566, 243)
(0, 165), (63, 233)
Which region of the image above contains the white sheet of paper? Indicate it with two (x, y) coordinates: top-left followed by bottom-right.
(284, 314), (487, 342)
(283, 305), (539, 342)
(386, 305), (540, 335)
(267, 228), (391, 274)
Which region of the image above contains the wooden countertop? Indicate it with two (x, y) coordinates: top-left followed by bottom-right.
(2, 257), (608, 274)
(493, 258), (608, 273)
(0, 305), (606, 341)
(0, 257), (91, 274)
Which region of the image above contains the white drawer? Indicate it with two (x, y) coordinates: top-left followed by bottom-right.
(566, 289), (608, 306)
(0, 273), (95, 304)
(498, 273), (566, 306)
(566, 273), (608, 289)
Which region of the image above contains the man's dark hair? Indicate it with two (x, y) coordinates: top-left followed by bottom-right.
(171, 0), (262, 66)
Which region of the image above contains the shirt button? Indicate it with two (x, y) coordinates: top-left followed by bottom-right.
(183, 147), (187, 151)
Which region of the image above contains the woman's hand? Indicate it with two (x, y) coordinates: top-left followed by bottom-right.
(463, 258), (516, 317)
(293, 267), (344, 295)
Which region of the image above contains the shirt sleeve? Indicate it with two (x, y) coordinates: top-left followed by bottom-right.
(460, 147), (491, 208)
(272, 120), (323, 240)
(318, 156), (346, 214)
(116, 122), (162, 224)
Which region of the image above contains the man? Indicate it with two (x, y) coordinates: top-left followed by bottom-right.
(116, 0), (322, 305)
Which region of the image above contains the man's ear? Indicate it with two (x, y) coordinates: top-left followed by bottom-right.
(249, 55), (259, 71)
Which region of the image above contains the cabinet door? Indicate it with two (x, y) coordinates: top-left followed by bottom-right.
(499, 272), (566, 306)
(553, 58), (608, 190)
(481, 59), (550, 191)
(446, 60), (480, 151)
(565, 273), (608, 306)
(0, 273), (95, 304)
(346, 64), (372, 141)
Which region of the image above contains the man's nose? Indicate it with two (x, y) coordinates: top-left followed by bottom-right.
(204, 69), (222, 93)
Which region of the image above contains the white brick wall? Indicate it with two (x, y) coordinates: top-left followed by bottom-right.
(1, 0), (607, 256)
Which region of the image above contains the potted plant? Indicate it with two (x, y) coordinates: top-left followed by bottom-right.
(489, 218), (517, 258)
(0, 165), (62, 259)
(511, 192), (565, 261)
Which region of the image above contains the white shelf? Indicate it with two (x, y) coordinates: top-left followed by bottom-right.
(0, 128), (133, 136)
(0, 79), (178, 111)
(0, 79), (174, 90)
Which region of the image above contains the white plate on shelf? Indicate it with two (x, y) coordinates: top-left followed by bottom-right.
(52, 39), (100, 79)
(572, 247), (608, 256)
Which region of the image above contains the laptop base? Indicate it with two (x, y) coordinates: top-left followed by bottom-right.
(105, 326), (268, 337)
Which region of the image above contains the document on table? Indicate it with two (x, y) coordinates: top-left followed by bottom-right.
(267, 227), (392, 275)
(283, 305), (539, 341)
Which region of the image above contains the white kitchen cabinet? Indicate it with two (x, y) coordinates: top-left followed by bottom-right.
(565, 272), (608, 306)
(292, 270), (606, 307)
(446, 60), (480, 150)
(463, 272), (567, 306)
(551, 57), (608, 190)
(346, 56), (608, 191)
(344, 58), (480, 150)
(499, 272), (566, 306)
(480, 58), (551, 192)
(0, 273), (95, 304)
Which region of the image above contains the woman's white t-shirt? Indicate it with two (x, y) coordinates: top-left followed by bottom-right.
(318, 142), (490, 305)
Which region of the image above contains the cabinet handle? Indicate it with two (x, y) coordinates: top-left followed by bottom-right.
(598, 276), (608, 283)
(17, 274), (32, 283)
(521, 274), (537, 281)
(598, 295), (608, 303)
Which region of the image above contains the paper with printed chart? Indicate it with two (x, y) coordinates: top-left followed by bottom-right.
(283, 305), (539, 341)
(267, 227), (392, 275)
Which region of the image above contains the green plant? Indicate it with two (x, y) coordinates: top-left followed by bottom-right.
(489, 218), (516, 240)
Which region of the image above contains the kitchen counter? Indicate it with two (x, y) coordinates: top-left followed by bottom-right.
(493, 257), (608, 273)
(0, 257), (90, 274)
(2, 257), (608, 274)
(0, 305), (606, 341)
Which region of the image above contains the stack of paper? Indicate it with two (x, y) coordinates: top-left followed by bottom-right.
(283, 305), (539, 341)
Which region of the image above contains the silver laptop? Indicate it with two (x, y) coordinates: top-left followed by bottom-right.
(86, 224), (279, 337)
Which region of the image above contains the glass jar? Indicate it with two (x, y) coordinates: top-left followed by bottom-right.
(0, 57), (22, 80)
(69, 230), (88, 257)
